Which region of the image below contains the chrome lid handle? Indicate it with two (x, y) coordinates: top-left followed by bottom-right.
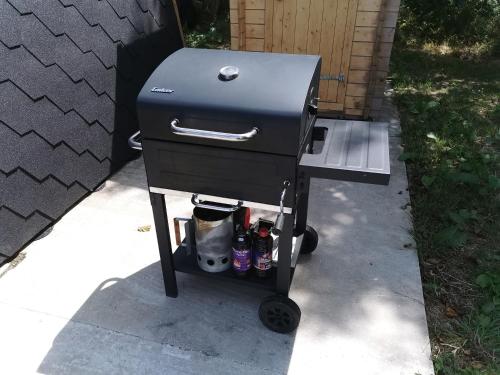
(170, 119), (259, 142)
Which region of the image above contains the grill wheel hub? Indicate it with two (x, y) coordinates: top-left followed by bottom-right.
(259, 295), (301, 334)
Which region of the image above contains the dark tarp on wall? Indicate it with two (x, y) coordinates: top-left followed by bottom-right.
(0, 0), (184, 264)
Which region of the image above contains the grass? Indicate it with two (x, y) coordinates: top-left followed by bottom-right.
(181, 17), (500, 369)
(390, 47), (500, 374)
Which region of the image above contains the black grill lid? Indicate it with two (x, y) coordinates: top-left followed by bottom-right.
(137, 48), (321, 156)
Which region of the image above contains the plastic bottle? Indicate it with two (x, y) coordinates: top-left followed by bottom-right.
(253, 227), (273, 278)
(232, 225), (252, 277)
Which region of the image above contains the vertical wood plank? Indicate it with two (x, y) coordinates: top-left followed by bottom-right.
(358, 0), (382, 11)
(354, 26), (377, 42)
(352, 41), (375, 56)
(386, 0), (401, 11)
(230, 9), (238, 22)
(171, 0), (185, 46)
(326, 0), (348, 102)
(238, 0), (247, 50)
(383, 11), (398, 27)
(246, 24), (265, 38)
(306, 0), (324, 54)
(381, 27), (395, 42)
(350, 55), (372, 69)
(231, 37), (239, 50)
(319, 102), (344, 111)
(231, 23), (239, 36)
(246, 0), (266, 9)
(272, 0), (284, 52)
(336, 0), (359, 108)
(281, 0), (297, 53)
(245, 10), (265, 23)
(293, 0), (310, 53)
(318, 0), (338, 101)
(229, 0), (398, 117)
(356, 11), (379, 27)
(363, 0), (387, 118)
(246, 38), (265, 51)
(264, 0), (274, 51)
(345, 108), (363, 116)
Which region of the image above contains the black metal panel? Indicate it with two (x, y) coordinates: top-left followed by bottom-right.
(142, 140), (297, 207)
(137, 48), (321, 156)
(150, 192), (178, 297)
(0, 0), (183, 263)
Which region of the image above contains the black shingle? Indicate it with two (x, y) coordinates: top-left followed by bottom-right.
(0, 44), (116, 131)
(106, 0), (162, 33)
(4, 0), (153, 79)
(0, 0), (182, 265)
(60, 0), (139, 43)
(0, 82), (113, 160)
(0, 208), (51, 257)
(4, 0), (31, 13)
(6, 0), (121, 68)
(135, 0), (169, 26)
(0, 127), (112, 189)
(0, 170), (87, 219)
(0, 3), (116, 98)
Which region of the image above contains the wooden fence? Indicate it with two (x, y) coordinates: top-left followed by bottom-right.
(229, 0), (400, 119)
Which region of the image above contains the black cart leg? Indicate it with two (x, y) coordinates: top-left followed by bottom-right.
(150, 192), (178, 298)
(294, 176), (310, 236)
(276, 213), (294, 296)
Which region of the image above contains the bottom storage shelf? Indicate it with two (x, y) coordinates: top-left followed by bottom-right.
(173, 244), (295, 292)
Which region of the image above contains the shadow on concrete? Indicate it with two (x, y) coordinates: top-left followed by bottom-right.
(34, 121), (431, 373)
(37, 262), (296, 374)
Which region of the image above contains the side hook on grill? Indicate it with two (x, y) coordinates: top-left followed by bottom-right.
(272, 180), (291, 235)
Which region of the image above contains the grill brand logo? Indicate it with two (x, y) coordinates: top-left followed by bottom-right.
(151, 87), (174, 94)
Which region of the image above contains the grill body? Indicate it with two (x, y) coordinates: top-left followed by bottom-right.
(138, 48), (321, 210)
(137, 48), (321, 156)
(134, 48), (391, 333)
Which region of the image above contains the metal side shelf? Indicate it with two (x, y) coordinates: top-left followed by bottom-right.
(300, 120), (391, 185)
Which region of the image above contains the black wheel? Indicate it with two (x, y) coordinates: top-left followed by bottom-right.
(259, 295), (301, 333)
(300, 225), (318, 254)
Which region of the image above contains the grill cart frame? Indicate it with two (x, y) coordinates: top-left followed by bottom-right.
(129, 120), (390, 333)
(131, 49), (391, 333)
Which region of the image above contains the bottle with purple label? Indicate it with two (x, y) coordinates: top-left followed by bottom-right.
(232, 225), (251, 277)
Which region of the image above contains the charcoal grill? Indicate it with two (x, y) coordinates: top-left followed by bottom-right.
(129, 48), (391, 333)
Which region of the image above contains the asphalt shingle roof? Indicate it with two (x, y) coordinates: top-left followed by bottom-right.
(0, 0), (183, 261)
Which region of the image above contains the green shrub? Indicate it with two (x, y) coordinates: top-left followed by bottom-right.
(398, 0), (500, 53)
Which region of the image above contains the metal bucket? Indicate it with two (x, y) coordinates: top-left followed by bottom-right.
(193, 207), (233, 272)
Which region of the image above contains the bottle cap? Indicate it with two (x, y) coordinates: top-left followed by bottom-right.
(258, 227), (269, 238)
(244, 208), (251, 230)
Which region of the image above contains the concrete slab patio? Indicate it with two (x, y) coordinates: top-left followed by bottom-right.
(0, 116), (434, 374)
